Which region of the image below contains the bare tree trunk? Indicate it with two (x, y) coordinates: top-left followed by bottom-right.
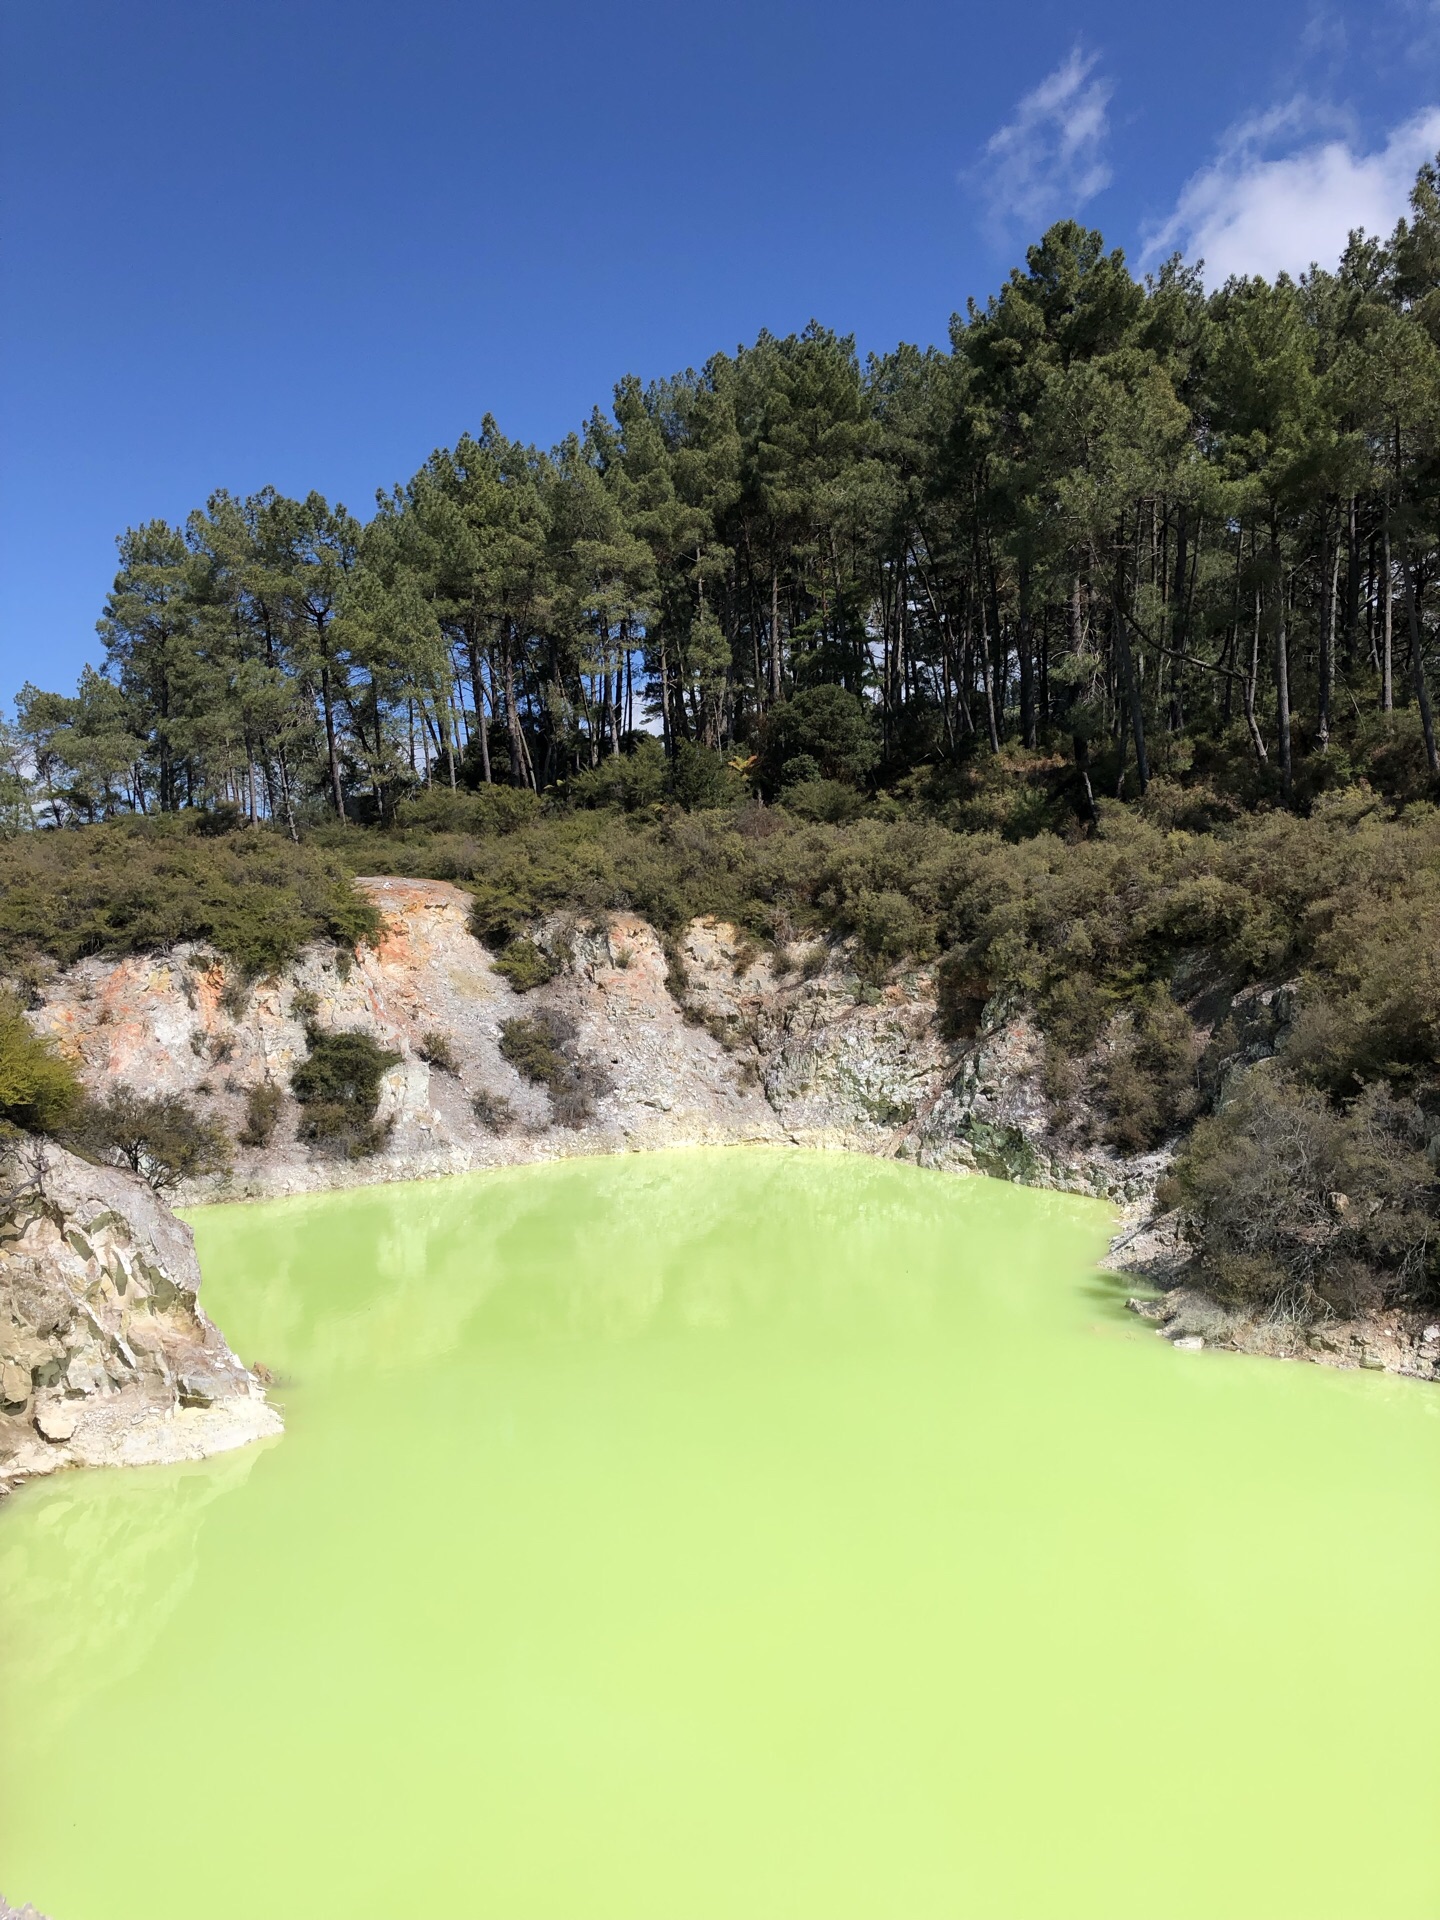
(1382, 524), (1394, 713)
(1344, 494), (1361, 673)
(1318, 514), (1337, 752)
(467, 636), (493, 783)
(1017, 553), (1036, 749)
(976, 613), (1001, 753)
(1401, 550), (1440, 776)
(319, 658), (346, 821)
(277, 748), (300, 841)
(1270, 530), (1292, 805)
(613, 620), (627, 757)
(500, 622), (526, 789)
(1112, 603), (1149, 795)
(1073, 732), (1097, 825)
(1243, 576), (1269, 767)
(768, 563), (783, 704)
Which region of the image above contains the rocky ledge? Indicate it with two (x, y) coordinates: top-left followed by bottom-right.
(0, 1140), (280, 1497)
(1103, 1206), (1440, 1382)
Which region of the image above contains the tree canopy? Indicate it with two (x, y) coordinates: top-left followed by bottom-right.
(15, 163), (1440, 831)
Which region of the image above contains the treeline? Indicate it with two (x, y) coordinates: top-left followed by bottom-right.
(13, 157), (1440, 827)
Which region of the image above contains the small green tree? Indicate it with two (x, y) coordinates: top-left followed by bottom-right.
(0, 994), (81, 1136)
(760, 686), (879, 791)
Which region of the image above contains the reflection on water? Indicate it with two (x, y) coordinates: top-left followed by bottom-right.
(217, 1150), (1105, 1370)
(0, 1442), (268, 1734)
(2, 1150), (1438, 1920)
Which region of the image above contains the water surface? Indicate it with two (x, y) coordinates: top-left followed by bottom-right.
(2, 1150), (1438, 1918)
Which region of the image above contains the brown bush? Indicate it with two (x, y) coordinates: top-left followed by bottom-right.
(238, 1080), (284, 1148)
(69, 1088), (231, 1190)
(1174, 1072), (1439, 1319)
(498, 1011), (611, 1129)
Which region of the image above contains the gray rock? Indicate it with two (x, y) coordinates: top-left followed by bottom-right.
(1170, 1334), (1205, 1352)
(31, 1396), (78, 1443)
(0, 1142), (280, 1494)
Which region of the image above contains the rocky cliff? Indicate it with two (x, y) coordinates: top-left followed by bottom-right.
(11, 873), (1159, 1496)
(18, 874), (1434, 1395)
(28, 876), (1157, 1206)
(0, 1140), (279, 1496)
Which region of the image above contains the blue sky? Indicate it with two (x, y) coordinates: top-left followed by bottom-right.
(3, 0), (1439, 701)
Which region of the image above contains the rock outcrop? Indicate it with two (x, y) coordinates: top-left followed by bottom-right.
(27, 877), (1152, 1205)
(0, 1140), (280, 1496)
(18, 873), (1429, 1392)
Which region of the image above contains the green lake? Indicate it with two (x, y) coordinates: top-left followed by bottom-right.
(2, 1149), (1439, 1918)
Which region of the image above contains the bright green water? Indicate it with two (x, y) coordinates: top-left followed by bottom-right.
(2, 1150), (1439, 1920)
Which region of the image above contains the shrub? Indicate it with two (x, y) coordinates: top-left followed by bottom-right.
(395, 786), (541, 834)
(936, 953), (990, 1041)
(671, 741), (745, 811)
(471, 1088), (515, 1132)
(218, 970), (251, 1018)
(1174, 1072), (1439, 1319)
(759, 686), (879, 792)
(498, 1011), (610, 1128)
(290, 1030), (400, 1157)
(418, 1030), (459, 1075)
(571, 737), (669, 811)
(70, 1088), (232, 1189)
(238, 1080), (284, 1148)
(0, 993), (81, 1136)
(850, 888), (934, 972)
(491, 937), (557, 993)
(1099, 992), (1203, 1153)
(782, 777), (866, 825)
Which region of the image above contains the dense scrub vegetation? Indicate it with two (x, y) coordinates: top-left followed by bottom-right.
(0, 818), (377, 979)
(0, 991), (81, 1136)
(9, 171), (1440, 1317)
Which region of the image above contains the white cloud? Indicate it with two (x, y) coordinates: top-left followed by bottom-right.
(1145, 105), (1440, 283)
(975, 48), (1114, 238)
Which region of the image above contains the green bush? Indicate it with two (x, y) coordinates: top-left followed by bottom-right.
(491, 937), (558, 993)
(471, 1087), (516, 1132)
(498, 1011), (610, 1128)
(571, 738), (669, 811)
(759, 686), (879, 792)
(672, 742), (746, 810)
(1099, 992), (1202, 1153)
(238, 1080), (284, 1148)
(781, 777), (866, 825)
(290, 1030), (400, 1157)
(418, 1030), (459, 1075)
(394, 786), (541, 835)
(0, 993), (81, 1136)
